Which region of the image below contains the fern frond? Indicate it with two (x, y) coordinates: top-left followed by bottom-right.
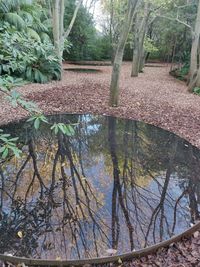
(0, 0), (10, 13)
(18, 10), (33, 24)
(31, 19), (48, 33)
(27, 27), (41, 42)
(4, 12), (26, 30)
(40, 32), (51, 43)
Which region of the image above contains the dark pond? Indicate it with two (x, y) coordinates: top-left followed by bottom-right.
(0, 114), (200, 260)
(64, 68), (102, 73)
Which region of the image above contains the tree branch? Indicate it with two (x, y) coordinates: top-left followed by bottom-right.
(157, 15), (193, 33)
(64, 0), (83, 40)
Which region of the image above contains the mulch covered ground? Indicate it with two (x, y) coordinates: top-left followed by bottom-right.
(0, 62), (200, 266)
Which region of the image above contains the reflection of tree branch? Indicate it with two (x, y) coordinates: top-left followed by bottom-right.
(187, 145), (200, 223)
(172, 189), (188, 234)
(0, 167), (5, 213)
(108, 117), (134, 250)
(28, 140), (46, 197)
(2, 115), (200, 258)
(25, 173), (36, 202)
(145, 138), (178, 246)
(13, 155), (31, 198)
(59, 135), (110, 256)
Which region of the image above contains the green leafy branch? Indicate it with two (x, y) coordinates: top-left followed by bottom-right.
(0, 76), (77, 160)
(50, 123), (75, 136)
(0, 130), (21, 159)
(27, 114), (48, 130)
(0, 76), (39, 113)
(0, 75), (42, 159)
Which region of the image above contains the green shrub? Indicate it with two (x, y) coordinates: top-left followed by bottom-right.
(179, 64), (189, 77)
(170, 64), (189, 81)
(193, 87), (200, 95)
(0, 24), (61, 83)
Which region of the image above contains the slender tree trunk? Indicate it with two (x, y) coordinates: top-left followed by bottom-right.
(109, 0), (139, 107)
(138, 3), (149, 72)
(131, 2), (149, 77)
(59, 0), (65, 78)
(138, 46), (145, 72)
(110, 0), (115, 64)
(195, 63), (200, 87)
(188, 0), (200, 91)
(64, 0), (83, 40)
(131, 16), (140, 77)
(52, 0), (82, 77)
(170, 36), (177, 71)
(52, 0), (61, 61)
(131, 44), (140, 76)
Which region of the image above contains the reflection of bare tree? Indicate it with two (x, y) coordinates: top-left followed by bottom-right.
(187, 145), (200, 223)
(0, 115), (200, 260)
(0, 130), (111, 259)
(144, 137), (178, 245)
(108, 117), (134, 250)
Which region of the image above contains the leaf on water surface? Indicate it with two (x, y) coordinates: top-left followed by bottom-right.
(193, 231), (199, 238)
(118, 258), (123, 264)
(106, 249), (118, 255)
(17, 263), (27, 267)
(17, 231), (23, 239)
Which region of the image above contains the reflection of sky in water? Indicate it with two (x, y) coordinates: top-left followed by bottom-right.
(84, 156), (193, 246)
(0, 114), (200, 260)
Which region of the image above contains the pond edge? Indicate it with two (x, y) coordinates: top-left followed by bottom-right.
(0, 222), (199, 266)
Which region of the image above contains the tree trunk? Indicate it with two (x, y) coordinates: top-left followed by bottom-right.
(52, 0), (82, 77)
(138, 46), (145, 72)
(195, 64), (200, 87)
(188, 0), (200, 91)
(131, 44), (140, 77)
(138, 3), (150, 72)
(170, 36), (177, 71)
(131, 16), (140, 77)
(131, 2), (149, 77)
(109, 0), (139, 107)
(64, 0), (83, 40)
(52, 0), (61, 61)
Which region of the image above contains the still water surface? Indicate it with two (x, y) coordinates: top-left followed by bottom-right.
(0, 114), (199, 260)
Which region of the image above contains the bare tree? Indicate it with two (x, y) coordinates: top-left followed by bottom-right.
(51, 0), (83, 66)
(131, 2), (150, 77)
(109, 0), (139, 107)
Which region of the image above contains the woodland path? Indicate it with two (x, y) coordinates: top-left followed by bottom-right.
(1, 62), (200, 148)
(0, 63), (200, 265)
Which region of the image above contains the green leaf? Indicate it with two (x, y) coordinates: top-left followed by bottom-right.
(27, 117), (35, 122)
(34, 118), (40, 130)
(26, 28), (41, 42)
(5, 13), (26, 30)
(0, 146), (5, 153)
(58, 124), (66, 134)
(2, 147), (8, 159)
(66, 125), (75, 136)
(0, 137), (9, 142)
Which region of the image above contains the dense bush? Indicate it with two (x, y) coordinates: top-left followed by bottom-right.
(0, 24), (61, 83)
(63, 4), (112, 61)
(170, 64), (189, 82)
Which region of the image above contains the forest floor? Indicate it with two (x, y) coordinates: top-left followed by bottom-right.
(1, 62), (200, 148)
(1, 62), (200, 266)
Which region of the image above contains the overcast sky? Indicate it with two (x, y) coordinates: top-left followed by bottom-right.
(83, 0), (107, 32)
